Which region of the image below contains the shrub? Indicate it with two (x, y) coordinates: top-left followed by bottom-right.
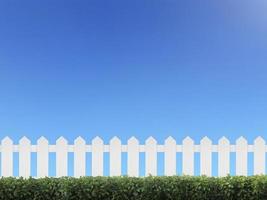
(0, 176), (267, 200)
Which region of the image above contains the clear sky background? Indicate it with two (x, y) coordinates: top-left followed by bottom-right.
(1, 0), (267, 146)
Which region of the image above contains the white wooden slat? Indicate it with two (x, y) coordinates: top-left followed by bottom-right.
(127, 137), (139, 177)
(19, 137), (31, 178)
(37, 137), (49, 178)
(236, 136), (248, 176)
(254, 136), (265, 175)
(56, 137), (68, 177)
(145, 137), (157, 176)
(1, 137), (13, 177)
(92, 136), (104, 176)
(200, 137), (212, 176)
(74, 136), (86, 177)
(109, 136), (121, 176)
(164, 136), (176, 176)
(218, 136), (230, 177)
(182, 137), (194, 175)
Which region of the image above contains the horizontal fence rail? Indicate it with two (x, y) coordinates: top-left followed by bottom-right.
(0, 136), (266, 177)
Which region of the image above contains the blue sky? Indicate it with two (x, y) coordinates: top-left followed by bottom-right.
(1, 0), (267, 146)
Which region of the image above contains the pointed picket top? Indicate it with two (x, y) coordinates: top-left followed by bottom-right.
(128, 136), (139, 144)
(145, 136), (157, 145)
(56, 136), (68, 145)
(183, 136), (194, 144)
(74, 136), (86, 145)
(219, 136), (230, 145)
(254, 136), (265, 145)
(92, 136), (103, 145)
(165, 136), (176, 145)
(236, 136), (247, 144)
(110, 136), (121, 145)
(1, 136), (13, 145)
(200, 136), (212, 145)
(37, 136), (48, 145)
(19, 136), (31, 145)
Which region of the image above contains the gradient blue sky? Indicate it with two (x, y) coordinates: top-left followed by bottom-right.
(1, 0), (267, 145)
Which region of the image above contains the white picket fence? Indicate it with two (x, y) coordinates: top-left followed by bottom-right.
(0, 136), (266, 178)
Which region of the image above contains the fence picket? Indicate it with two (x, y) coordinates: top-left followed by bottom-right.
(164, 136), (176, 176)
(145, 137), (157, 176)
(218, 137), (230, 177)
(92, 136), (104, 176)
(37, 137), (49, 178)
(1, 137), (13, 177)
(19, 137), (31, 178)
(127, 137), (139, 177)
(74, 137), (86, 177)
(110, 136), (121, 176)
(56, 137), (68, 177)
(200, 137), (212, 176)
(254, 137), (265, 175)
(236, 137), (248, 176)
(182, 137), (194, 175)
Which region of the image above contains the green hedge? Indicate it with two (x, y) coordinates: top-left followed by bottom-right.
(1, 176), (267, 200)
